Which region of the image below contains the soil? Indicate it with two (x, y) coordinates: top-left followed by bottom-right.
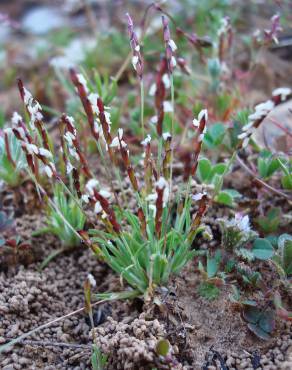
(0, 187), (291, 370)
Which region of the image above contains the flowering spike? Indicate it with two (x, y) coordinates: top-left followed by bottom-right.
(162, 133), (172, 179)
(141, 135), (153, 194)
(126, 13), (143, 80)
(188, 193), (208, 242)
(154, 177), (169, 238)
(217, 16), (232, 63)
(162, 16), (176, 74)
(191, 110), (208, 176)
(154, 57), (168, 136)
(69, 69), (99, 142)
(93, 190), (121, 233)
(61, 114), (92, 178)
(264, 14), (282, 45)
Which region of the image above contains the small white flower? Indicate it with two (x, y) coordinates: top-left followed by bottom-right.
(87, 273), (96, 287)
(242, 122), (254, 132)
(81, 194), (90, 204)
(64, 131), (75, 146)
(192, 192), (206, 201)
(192, 118), (199, 127)
(146, 193), (157, 202)
(88, 93), (100, 115)
(254, 100), (274, 115)
(235, 214), (251, 232)
(132, 55), (139, 70)
(110, 136), (119, 148)
(66, 116), (75, 127)
(94, 201), (103, 214)
(118, 128), (123, 139)
(237, 131), (249, 140)
(68, 147), (79, 161)
(135, 45), (140, 52)
(86, 179), (99, 195)
(26, 143), (39, 155)
(162, 74), (171, 88)
(13, 126), (26, 140)
(163, 101), (173, 112)
(23, 88), (33, 105)
(168, 39), (177, 52)
(170, 56), (177, 68)
(248, 111), (264, 121)
(66, 162), (74, 174)
(272, 87), (291, 101)
(39, 148), (53, 159)
(104, 111), (112, 126)
(149, 204), (157, 217)
(149, 83), (157, 96)
(242, 136), (250, 148)
(44, 165), (53, 178)
(150, 116), (158, 124)
(155, 177), (169, 205)
(99, 189), (111, 198)
(93, 120), (102, 135)
(141, 134), (151, 146)
(162, 132), (171, 141)
(120, 140), (127, 148)
(76, 73), (88, 93)
(198, 109), (208, 122)
(11, 112), (22, 125)
(156, 177), (168, 190)
(198, 133), (205, 142)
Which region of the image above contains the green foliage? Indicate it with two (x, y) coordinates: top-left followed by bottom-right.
(256, 208), (281, 234)
(198, 281), (220, 300)
(203, 123), (226, 149)
(197, 158), (240, 206)
(257, 150), (281, 179)
(214, 189), (241, 207)
(278, 158), (292, 190)
(273, 234), (292, 276)
(0, 129), (27, 186)
(197, 158), (227, 184)
(91, 344), (107, 370)
(243, 306), (275, 340)
(229, 110), (250, 149)
(36, 184), (86, 248)
(206, 250), (221, 278)
(251, 238), (274, 260)
(90, 198), (201, 295)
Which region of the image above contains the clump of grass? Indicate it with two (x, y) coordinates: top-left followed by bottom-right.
(0, 6), (291, 353)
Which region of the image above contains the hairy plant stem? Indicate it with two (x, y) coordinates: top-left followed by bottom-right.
(169, 74), (175, 194)
(140, 80), (145, 138)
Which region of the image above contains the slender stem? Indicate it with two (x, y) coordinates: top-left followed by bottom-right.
(169, 74), (175, 193)
(140, 80), (145, 138)
(113, 52), (132, 83)
(236, 154), (291, 200)
(29, 172), (84, 243)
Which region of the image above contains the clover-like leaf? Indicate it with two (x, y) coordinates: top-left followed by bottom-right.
(252, 238), (274, 260)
